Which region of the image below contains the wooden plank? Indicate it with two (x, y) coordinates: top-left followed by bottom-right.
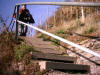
(39, 61), (90, 73)
(32, 52), (76, 63)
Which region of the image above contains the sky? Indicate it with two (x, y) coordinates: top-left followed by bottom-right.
(0, 0), (67, 35)
(0, 0), (66, 26)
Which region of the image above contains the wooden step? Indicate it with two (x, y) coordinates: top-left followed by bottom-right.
(39, 61), (90, 73)
(32, 52), (76, 63)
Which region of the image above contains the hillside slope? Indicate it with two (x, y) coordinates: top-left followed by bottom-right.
(36, 5), (100, 75)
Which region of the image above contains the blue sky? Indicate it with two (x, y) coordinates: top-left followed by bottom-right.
(0, 0), (68, 35)
(0, 0), (66, 26)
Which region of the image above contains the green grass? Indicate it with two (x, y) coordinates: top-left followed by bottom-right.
(56, 29), (65, 34)
(51, 38), (60, 46)
(38, 29), (67, 46)
(56, 29), (67, 38)
(15, 42), (34, 61)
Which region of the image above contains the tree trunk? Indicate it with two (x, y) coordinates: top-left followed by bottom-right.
(80, 0), (85, 23)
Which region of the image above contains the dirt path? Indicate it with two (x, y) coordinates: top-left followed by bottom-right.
(23, 37), (62, 54)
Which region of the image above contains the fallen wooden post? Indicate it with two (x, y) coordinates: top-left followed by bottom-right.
(39, 61), (90, 73)
(32, 52), (76, 63)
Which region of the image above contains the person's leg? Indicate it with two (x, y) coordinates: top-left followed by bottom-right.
(18, 24), (21, 36)
(24, 26), (28, 36)
(21, 24), (24, 36)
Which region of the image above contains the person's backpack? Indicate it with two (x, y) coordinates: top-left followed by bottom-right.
(28, 14), (35, 23)
(19, 10), (35, 23)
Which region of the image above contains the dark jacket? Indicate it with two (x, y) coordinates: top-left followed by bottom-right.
(19, 8), (35, 23)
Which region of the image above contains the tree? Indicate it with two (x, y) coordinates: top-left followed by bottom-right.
(80, 0), (85, 23)
(0, 15), (7, 33)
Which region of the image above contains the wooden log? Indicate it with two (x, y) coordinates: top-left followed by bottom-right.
(39, 61), (90, 73)
(32, 52), (76, 63)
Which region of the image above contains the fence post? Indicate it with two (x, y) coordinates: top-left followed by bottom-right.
(15, 5), (19, 40)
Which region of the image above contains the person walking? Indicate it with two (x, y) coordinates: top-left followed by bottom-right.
(14, 4), (35, 36)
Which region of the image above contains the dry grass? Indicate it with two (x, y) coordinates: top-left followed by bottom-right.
(47, 12), (100, 35)
(0, 32), (45, 75)
(0, 32), (19, 75)
(15, 42), (35, 61)
(76, 13), (100, 34)
(37, 11), (100, 47)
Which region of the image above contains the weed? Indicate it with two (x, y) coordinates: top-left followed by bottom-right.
(51, 38), (60, 46)
(15, 42), (34, 61)
(66, 19), (84, 33)
(35, 71), (44, 75)
(76, 19), (84, 27)
(56, 29), (65, 34)
(40, 34), (51, 41)
(92, 14), (100, 23)
(66, 24), (79, 33)
(56, 29), (67, 39)
(0, 32), (19, 75)
(83, 25), (96, 34)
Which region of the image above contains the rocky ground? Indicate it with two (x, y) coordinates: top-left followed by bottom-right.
(66, 38), (100, 75)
